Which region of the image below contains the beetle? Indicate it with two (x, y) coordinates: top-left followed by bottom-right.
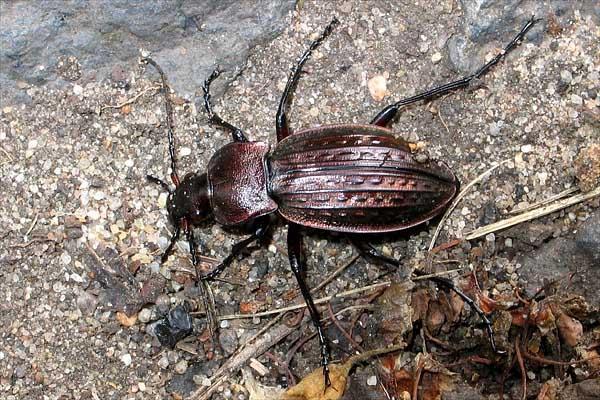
(144, 16), (538, 385)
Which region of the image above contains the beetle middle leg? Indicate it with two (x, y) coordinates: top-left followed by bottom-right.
(202, 69), (248, 142)
(371, 16), (539, 127)
(350, 238), (504, 354)
(276, 18), (339, 142)
(287, 223), (332, 387)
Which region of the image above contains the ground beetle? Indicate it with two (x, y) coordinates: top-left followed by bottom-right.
(145, 16), (538, 386)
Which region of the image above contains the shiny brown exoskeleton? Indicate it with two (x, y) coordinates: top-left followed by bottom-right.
(145, 16), (538, 386)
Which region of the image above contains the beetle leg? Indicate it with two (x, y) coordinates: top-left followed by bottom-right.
(288, 223), (332, 387)
(198, 217), (271, 280)
(202, 68), (248, 142)
(371, 16), (539, 127)
(276, 18), (339, 142)
(161, 224), (182, 264)
(350, 239), (505, 354)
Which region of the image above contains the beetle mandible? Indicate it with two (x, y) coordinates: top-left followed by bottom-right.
(145, 16), (538, 386)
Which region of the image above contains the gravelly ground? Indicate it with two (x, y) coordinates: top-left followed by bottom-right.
(1, 1), (598, 399)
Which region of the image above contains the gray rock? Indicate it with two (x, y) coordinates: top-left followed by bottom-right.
(517, 211), (600, 307)
(0, 0), (296, 106)
(447, 1), (600, 73)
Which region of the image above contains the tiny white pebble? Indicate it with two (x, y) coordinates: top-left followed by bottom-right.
(431, 52), (442, 63)
(368, 75), (387, 101)
(60, 252), (72, 265)
(125, 159), (134, 168)
(268, 244), (277, 254)
(571, 94), (583, 105)
(73, 84), (83, 95)
(521, 144), (533, 153)
(180, 147), (192, 157)
(121, 353), (132, 367)
(367, 375), (377, 386)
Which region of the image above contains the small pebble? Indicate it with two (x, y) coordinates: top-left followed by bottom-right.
(158, 355), (169, 369)
(138, 308), (152, 323)
(120, 353), (132, 367)
(367, 375), (377, 386)
(521, 144), (533, 153)
(431, 52), (442, 63)
(174, 359), (188, 374)
(368, 75), (387, 101)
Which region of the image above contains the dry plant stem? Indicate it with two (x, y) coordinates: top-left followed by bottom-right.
(24, 213), (39, 236)
(464, 186), (600, 240)
(413, 357), (424, 400)
(327, 302), (364, 353)
(429, 160), (508, 251)
(218, 269), (459, 321)
(522, 349), (599, 366)
(191, 322), (296, 400)
(515, 336), (527, 400)
(100, 85), (161, 112)
(507, 187), (578, 214)
(312, 254), (360, 293)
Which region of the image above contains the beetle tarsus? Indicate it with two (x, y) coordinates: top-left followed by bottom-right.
(276, 17), (339, 142)
(371, 16), (540, 126)
(202, 67), (249, 142)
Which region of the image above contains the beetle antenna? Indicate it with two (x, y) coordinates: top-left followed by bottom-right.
(146, 174), (173, 194)
(142, 57), (181, 187)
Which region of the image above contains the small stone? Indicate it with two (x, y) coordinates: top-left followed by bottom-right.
(219, 329), (238, 356)
(367, 375), (377, 386)
(179, 147), (192, 157)
(138, 308), (153, 323)
(158, 355), (169, 369)
(77, 290), (98, 315)
(571, 94), (583, 105)
(431, 52), (442, 63)
(521, 144), (533, 153)
(368, 75), (387, 101)
(73, 84), (83, 95)
(560, 70), (572, 84)
(174, 359), (188, 374)
(121, 353), (132, 367)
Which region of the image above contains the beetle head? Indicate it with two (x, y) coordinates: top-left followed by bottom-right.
(166, 172), (212, 227)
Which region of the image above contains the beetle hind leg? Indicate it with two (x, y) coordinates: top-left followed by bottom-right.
(288, 223), (332, 387)
(351, 239), (505, 354)
(276, 18), (339, 142)
(371, 16), (539, 127)
(202, 68), (248, 142)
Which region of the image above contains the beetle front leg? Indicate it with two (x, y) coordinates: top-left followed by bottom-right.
(371, 16), (539, 127)
(202, 69), (248, 143)
(198, 217), (271, 280)
(287, 223), (332, 387)
(350, 239), (505, 354)
(276, 18), (339, 142)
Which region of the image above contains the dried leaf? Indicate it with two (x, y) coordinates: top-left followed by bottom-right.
(116, 311), (137, 327)
(243, 369), (285, 400)
(556, 312), (583, 347)
(282, 362), (352, 400)
(284, 345), (404, 400)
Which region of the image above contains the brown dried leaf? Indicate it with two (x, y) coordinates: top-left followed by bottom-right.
(284, 346), (404, 400)
(477, 293), (498, 314)
(556, 312), (583, 347)
(283, 362), (352, 400)
(116, 311), (137, 327)
(537, 378), (560, 400)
